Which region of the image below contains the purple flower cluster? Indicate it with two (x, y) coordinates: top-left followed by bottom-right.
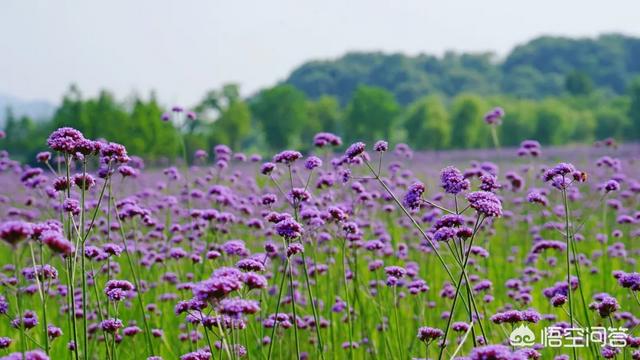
(466, 191), (503, 217)
(440, 166), (470, 194)
(483, 107), (505, 125)
(313, 132), (342, 148)
(403, 182), (425, 210)
(104, 280), (135, 302)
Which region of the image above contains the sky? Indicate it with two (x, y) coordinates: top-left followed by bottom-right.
(2, 0), (640, 107)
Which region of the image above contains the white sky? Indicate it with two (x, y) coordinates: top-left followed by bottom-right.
(1, 0), (640, 107)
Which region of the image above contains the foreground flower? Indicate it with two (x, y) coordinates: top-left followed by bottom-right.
(403, 182), (425, 210)
(345, 142), (366, 159)
(0, 221), (32, 247)
(417, 326), (444, 343)
(441, 166), (470, 194)
(466, 191), (503, 217)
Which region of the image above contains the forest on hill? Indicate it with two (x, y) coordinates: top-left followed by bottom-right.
(286, 33), (640, 104)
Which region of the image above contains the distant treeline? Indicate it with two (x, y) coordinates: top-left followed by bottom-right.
(286, 34), (640, 104)
(3, 33), (640, 162)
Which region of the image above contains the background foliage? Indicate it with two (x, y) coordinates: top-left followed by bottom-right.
(4, 34), (640, 162)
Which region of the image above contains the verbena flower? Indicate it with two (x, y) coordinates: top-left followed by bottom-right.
(440, 166), (470, 194)
(466, 191), (503, 217)
(403, 182), (425, 210)
(345, 142), (366, 159)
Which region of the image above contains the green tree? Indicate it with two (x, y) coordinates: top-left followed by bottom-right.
(565, 71), (593, 95)
(251, 85), (308, 150)
(533, 100), (576, 145)
(595, 106), (629, 140)
(450, 95), (487, 148)
(345, 85), (399, 144)
(497, 99), (538, 146)
(212, 100), (252, 150)
(627, 77), (640, 140)
(402, 95), (450, 149)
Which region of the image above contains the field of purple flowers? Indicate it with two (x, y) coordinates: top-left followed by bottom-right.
(0, 109), (639, 360)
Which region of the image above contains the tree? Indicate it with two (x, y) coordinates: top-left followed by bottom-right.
(251, 85), (308, 150)
(627, 77), (640, 141)
(498, 100), (538, 147)
(345, 86), (399, 144)
(302, 96), (342, 149)
(450, 95), (487, 148)
(533, 100), (577, 145)
(212, 100), (252, 150)
(402, 96), (450, 149)
(565, 71), (593, 96)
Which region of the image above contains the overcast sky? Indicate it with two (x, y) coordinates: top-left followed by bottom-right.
(2, 0), (640, 107)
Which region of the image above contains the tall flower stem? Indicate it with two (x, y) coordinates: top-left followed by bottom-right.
(64, 154), (80, 360)
(561, 188), (578, 360)
(287, 250), (301, 360)
(341, 240), (354, 360)
(438, 214), (483, 360)
(29, 243), (49, 355)
(14, 249), (26, 360)
(80, 160), (88, 359)
(111, 196), (154, 357)
(267, 259), (290, 360)
(287, 165), (325, 359)
(490, 125), (500, 150)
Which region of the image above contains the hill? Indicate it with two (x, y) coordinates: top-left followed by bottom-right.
(285, 33), (640, 104)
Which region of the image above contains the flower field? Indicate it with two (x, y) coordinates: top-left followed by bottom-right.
(0, 120), (639, 359)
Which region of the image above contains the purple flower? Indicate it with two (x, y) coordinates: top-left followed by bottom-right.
(616, 272), (640, 291)
(41, 231), (74, 256)
(440, 166), (470, 195)
(2, 350), (49, 360)
(0, 221), (33, 246)
(118, 165), (139, 178)
(313, 132), (342, 147)
(62, 198), (81, 215)
(589, 294), (619, 317)
(275, 218), (303, 239)
(466, 191), (503, 217)
(36, 152), (51, 163)
(483, 106), (505, 125)
(273, 150), (302, 164)
(243, 272), (268, 290)
(417, 326), (444, 343)
(193, 271), (243, 302)
(222, 240), (248, 257)
(403, 182), (425, 210)
(304, 156), (322, 170)
(469, 345), (516, 360)
(100, 142), (129, 164)
(47, 127), (86, 153)
(104, 280), (134, 302)
(526, 191), (548, 206)
(217, 298), (260, 318)
(345, 142), (366, 159)
(236, 258), (266, 272)
(373, 140), (388, 152)
(72, 173), (95, 190)
(0, 337), (11, 349)
(603, 179), (620, 192)
(47, 325), (62, 339)
(123, 326), (142, 336)
(260, 162), (276, 175)
(100, 318), (123, 333)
